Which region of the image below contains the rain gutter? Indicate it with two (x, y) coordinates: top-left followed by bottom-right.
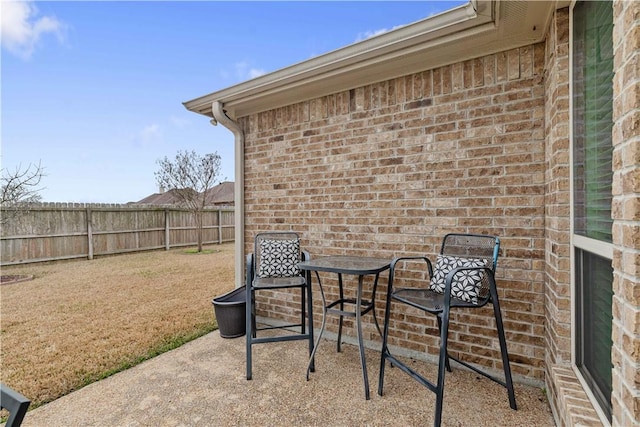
(183, 0), (486, 119)
(183, 1), (562, 119)
(211, 101), (244, 289)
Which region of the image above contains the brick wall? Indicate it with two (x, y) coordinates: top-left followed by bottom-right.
(611, 1), (640, 425)
(239, 43), (548, 381)
(542, 8), (596, 426)
(542, 3), (640, 426)
(543, 7), (572, 370)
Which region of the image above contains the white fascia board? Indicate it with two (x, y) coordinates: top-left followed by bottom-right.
(183, 1), (486, 118)
(183, 0), (555, 119)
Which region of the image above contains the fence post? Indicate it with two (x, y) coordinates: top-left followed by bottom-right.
(165, 208), (170, 251)
(86, 208), (94, 260)
(134, 210), (140, 249)
(218, 209), (223, 244)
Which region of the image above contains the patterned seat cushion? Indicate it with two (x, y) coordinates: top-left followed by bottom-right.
(429, 254), (487, 304)
(258, 238), (301, 278)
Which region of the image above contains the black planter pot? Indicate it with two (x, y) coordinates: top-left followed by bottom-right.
(212, 286), (247, 338)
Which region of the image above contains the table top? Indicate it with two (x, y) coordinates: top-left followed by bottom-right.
(298, 255), (391, 275)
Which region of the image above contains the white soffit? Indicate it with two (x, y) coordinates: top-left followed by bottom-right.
(183, 0), (556, 119)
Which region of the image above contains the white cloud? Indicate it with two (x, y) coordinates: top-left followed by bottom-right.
(355, 24), (405, 43)
(169, 116), (190, 128)
(234, 61), (266, 80)
(1, 0), (66, 59)
(247, 67), (266, 79)
(138, 124), (162, 146)
(218, 61), (266, 83)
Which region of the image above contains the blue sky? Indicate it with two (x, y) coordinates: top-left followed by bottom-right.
(2, 1), (464, 203)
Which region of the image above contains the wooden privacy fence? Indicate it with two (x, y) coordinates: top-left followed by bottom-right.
(0, 203), (235, 266)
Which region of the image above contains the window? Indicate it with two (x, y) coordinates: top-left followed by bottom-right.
(575, 248), (613, 420)
(571, 0), (614, 421)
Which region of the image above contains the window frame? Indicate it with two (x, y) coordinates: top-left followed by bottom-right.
(569, 1), (614, 425)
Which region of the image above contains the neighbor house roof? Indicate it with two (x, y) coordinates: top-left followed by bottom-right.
(134, 188), (184, 205)
(134, 182), (234, 206)
(183, 0), (567, 120)
(204, 181), (234, 205)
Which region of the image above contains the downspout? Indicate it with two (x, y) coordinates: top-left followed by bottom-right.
(211, 101), (244, 289)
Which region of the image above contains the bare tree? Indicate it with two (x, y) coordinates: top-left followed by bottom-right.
(155, 150), (221, 252)
(1, 162), (46, 225)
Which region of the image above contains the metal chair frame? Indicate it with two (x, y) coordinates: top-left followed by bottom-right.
(245, 231), (314, 380)
(378, 233), (517, 426)
(0, 383), (30, 427)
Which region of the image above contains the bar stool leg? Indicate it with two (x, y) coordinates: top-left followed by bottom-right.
(337, 273), (344, 353)
(356, 274), (370, 400)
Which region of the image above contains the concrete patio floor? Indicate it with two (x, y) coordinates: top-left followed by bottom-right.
(21, 330), (555, 426)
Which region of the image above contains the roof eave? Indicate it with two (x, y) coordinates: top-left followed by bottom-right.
(183, 0), (556, 119)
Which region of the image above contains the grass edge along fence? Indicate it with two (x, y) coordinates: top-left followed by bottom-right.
(1, 203), (235, 266)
